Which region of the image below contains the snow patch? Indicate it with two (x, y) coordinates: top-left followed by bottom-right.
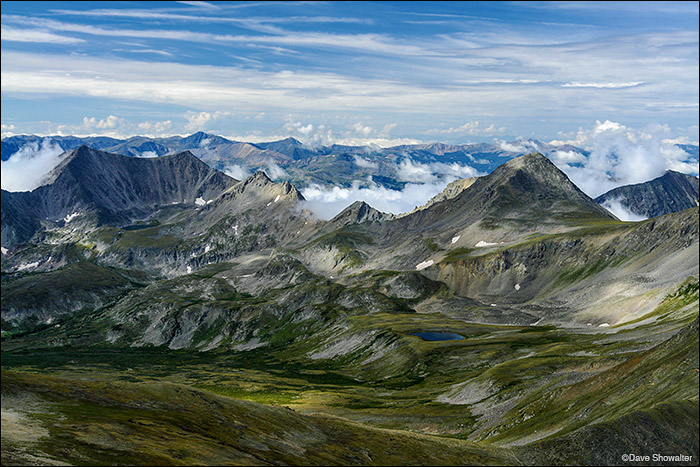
(451, 235), (461, 244)
(195, 197), (206, 206)
(204, 244), (211, 253)
(598, 323), (610, 327)
(490, 303), (497, 307)
(514, 283), (521, 291)
(1, 247), (7, 255)
(207, 199), (213, 204)
(415, 259), (434, 270)
(186, 266), (192, 274)
(475, 240), (500, 247)
(17, 261), (40, 271)
(274, 195), (280, 203)
(233, 224), (239, 236)
(63, 212), (80, 223)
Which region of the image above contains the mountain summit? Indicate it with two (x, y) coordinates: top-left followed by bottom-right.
(399, 153), (615, 234)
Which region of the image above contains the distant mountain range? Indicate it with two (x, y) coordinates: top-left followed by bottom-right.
(0, 132), (592, 190)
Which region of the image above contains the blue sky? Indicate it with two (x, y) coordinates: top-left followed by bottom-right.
(1, 1), (698, 145)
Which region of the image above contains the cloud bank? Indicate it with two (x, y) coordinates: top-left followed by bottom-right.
(600, 198), (648, 222)
(548, 120), (698, 198)
(1, 138), (66, 192)
(301, 180), (454, 220)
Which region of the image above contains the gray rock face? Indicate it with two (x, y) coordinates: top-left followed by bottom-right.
(1, 146), (236, 247)
(330, 201), (390, 226)
(595, 170), (699, 219)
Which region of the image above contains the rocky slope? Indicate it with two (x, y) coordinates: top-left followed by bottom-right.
(1, 146), (236, 248)
(596, 170), (699, 219)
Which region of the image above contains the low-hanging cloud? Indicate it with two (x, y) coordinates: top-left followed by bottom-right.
(600, 197), (648, 222)
(224, 163), (251, 180)
(394, 157), (481, 183)
(549, 120), (699, 198)
(301, 178), (459, 220)
(1, 138), (66, 192)
(497, 139), (542, 154)
(353, 155), (378, 170)
(265, 160), (289, 180)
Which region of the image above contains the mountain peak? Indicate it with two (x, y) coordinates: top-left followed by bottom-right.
(398, 150), (615, 232)
(596, 169), (699, 218)
(331, 200), (388, 225)
(280, 137), (302, 146)
(503, 152), (551, 169)
(245, 171), (273, 184)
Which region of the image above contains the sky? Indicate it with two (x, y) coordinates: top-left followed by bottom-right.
(1, 1), (699, 147)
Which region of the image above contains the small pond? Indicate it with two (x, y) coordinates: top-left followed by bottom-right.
(410, 331), (464, 341)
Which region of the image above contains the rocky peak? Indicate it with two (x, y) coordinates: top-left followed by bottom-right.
(595, 169), (699, 218)
(242, 171), (273, 187)
(331, 200), (388, 226)
(280, 180), (305, 201)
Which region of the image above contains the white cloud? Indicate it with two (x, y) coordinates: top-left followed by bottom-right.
(561, 82), (644, 89)
(496, 139), (542, 153)
(175, 1), (218, 8)
(600, 198), (648, 222)
(549, 120), (699, 198)
(395, 158), (439, 183)
(137, 119), (173, 136)
(279, 120), (420, 148)
(82, 115), (123, 130)
(184, 110), (230, 132)
(353, 155), (378, 170)
(138, 151), (159, 158)
(426, 121), (505, 136)
(301, 179), (454, 219)
(1, 138), (66, 192)
(1, 25), (84, 44)
(549, 149), (586, 164)
(223, 164), (250, 180)
(265, 160), (288, 180)
(1, 123), (18, 138)
(394, 158), (482, 183)
(282, 120), (335, 147)
(351, 122), (374, 137)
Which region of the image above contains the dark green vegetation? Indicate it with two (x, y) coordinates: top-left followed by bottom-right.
(1, 371), (518, 466)
(2, 151), (698, 465)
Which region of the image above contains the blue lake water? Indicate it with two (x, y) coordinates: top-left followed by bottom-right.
(410, 332), (464, 341)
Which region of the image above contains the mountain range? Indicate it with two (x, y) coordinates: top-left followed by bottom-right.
(10, 132), (694, 193)
(1, 141), (698, 466)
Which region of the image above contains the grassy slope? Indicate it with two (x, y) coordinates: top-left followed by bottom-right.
(1, 371), (517, 466)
